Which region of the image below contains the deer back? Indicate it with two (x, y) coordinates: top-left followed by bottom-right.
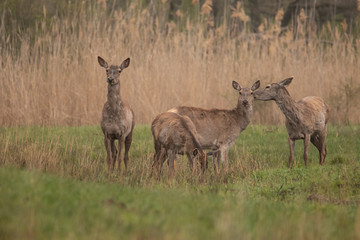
(295, 96), (329, 131)
(151, 112), (202, 153)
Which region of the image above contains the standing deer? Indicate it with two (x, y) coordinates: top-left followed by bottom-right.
(98, 56), (135, 173)
(151, 112), (208, 179)
(168, 80), (260, 174)
(254, 77), (329, 167)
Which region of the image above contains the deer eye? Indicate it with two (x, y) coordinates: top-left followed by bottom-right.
(106, 69), (109, 73)
(265, 85), (270, 89)
(251, 92), (253, 95)
(239, 92), (242, 95)
(118, 70), (122, 73)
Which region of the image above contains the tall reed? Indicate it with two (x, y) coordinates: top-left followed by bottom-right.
(0, 1), (359, 126)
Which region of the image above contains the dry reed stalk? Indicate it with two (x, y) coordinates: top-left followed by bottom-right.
(0, 4), (359, 126)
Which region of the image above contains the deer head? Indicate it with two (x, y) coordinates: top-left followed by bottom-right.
(254, 77), (293, 101)
(98, 56), (130, 86)
(232, 80), (260, 107)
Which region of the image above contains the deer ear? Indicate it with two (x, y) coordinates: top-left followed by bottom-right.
(98, 56), (108, 68)
(120, 58), (130, 70)
(192, 148), (199, 157)
(279, 77), (293, 87)
(232, 81), (241, 91)
(251, 80), (260, 91)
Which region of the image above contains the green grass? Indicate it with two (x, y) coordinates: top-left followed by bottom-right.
(0, 125), (359, 239)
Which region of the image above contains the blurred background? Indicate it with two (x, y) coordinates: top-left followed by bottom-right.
(0, 0), (359, 126)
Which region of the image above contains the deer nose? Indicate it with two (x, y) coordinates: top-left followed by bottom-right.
(107, 77), (114, 83)
(243, 100), (248, 105)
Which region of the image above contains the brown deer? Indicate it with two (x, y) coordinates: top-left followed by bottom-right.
(151, 112), (208, 179)
(98, 56), (135, 173)
(168, 80), (260, 174)
(254, 77), (329, 167)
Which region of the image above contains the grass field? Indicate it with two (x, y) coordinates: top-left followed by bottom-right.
(0, 124), (359, 239)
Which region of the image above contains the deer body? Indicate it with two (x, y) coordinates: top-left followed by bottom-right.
(98, 56), (135, 173)
(168, 80), (260, 173)
(254, 77), (329, 167)
(281, 96), (327, 139)
(151, 112), (207, 179)
(101, 88), (133, 138)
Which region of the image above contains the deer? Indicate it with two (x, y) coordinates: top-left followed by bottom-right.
(98, 56), (135, 174)
(254, 77), (329, 167)
(168, 80), (260, 174)
(151, 112), (208, 179)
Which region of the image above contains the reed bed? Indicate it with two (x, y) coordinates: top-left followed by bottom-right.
(0, 1), (359, 126)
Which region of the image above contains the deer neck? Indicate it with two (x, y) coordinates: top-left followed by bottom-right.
(234, 103), (252, 125)
(107, 83), (123, 113)
(274, 89), (301, 125)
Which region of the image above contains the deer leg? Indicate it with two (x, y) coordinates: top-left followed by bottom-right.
(222, 148), (229, 173)
(150, 153), (157, 178)
(151, 153), (158, 175)
(186, 152), (194, 174)
(168, 150), (176, 180)
(104, 136), (112, 173)
(310, 134), (320, 162)
(111, 139), (117, 165)
(322, 148), (327, 164)
(288, 137), (295, 168)
(153, 142), (161, 164)
(151, 142), (162, 177)
(124, 132), (133, 170)
(212, 151), (220, 175)
(109, 139), (117, 172)
(201, 155), (208, 174)
(154, 145), (167, 179)
(117, 137), (124, 173)
(303, 134), (310, 167)
(320, 127), (327, 165)
(159, 147), (167, 175)
(312, 130), (327, 165)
